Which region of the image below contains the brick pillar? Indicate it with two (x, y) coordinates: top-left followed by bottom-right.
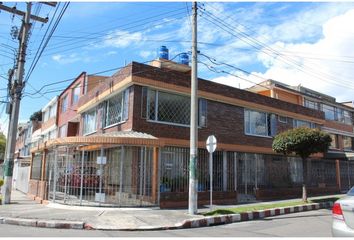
(41, 149), (47, 181)
(152, 147), (159, 203)
(335, 159), (341, 191)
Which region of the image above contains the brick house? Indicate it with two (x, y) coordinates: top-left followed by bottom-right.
(57, 72), (108, 138)
(27, 59), (348, 208)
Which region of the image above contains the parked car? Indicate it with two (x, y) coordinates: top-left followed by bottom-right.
(332, 186), (354, 237)
(58, 166), (101, 194)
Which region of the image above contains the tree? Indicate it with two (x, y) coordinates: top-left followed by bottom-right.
(29, 110), (42, 122)
(272, 127), (332, 202)
(0, 132), (6, 161)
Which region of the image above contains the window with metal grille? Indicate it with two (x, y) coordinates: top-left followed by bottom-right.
(343, 136), (353, 151)
(146, 88), (207, 127)
(105, 89), (129, 127)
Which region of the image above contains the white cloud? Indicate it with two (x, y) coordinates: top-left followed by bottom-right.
(102, 30), (143, 48)
(247, 8), (354, 102)
(51, 53), (92, 64)
(140, 50), (154, 59)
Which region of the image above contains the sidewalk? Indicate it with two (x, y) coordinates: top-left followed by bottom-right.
(0, 190), (341, 231)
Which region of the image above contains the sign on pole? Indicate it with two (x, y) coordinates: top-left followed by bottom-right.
(206, 135), (217, 210)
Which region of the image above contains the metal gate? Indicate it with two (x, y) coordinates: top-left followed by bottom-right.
(47, 145), (156, 207)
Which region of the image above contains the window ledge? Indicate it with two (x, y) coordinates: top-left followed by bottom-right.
(245, 133), (273, 139)
(104, 120), (127, 130)
(83, 131), (97, 136)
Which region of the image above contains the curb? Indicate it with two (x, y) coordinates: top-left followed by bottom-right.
(178, 201), (334, 229)
(0, 217), (84, 229)
(0, 201), (334, 231)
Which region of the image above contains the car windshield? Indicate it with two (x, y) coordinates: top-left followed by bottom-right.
(347, 187), (354, 196)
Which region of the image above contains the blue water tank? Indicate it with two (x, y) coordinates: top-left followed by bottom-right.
(159, 46), (169, 60)
(179, 53), (189, 65)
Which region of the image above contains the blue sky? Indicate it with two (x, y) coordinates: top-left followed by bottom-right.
(1, 1), (354, 134)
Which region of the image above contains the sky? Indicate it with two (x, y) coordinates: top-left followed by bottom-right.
(1, 1), (354, 134)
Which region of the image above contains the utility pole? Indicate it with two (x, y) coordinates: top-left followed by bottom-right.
(1, 2), (50, 204)
(188, 1), (198, 215)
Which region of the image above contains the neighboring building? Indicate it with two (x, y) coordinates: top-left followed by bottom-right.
(57, 72), (107, 138)
(248, 79), (354, 191)
(41, 96), (58, 142)
(14, 120), (41, 193)
(28, 56), (348, 208)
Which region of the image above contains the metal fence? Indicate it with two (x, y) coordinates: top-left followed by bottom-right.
(46, 145), (156, 207)
(339, 160), (354, 191)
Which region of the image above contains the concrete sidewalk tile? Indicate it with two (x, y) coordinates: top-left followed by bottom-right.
(3, 217), (37, 227)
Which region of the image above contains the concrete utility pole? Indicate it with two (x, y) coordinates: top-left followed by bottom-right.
(1, 2), (50, 204)
(188, 1), (198, 215)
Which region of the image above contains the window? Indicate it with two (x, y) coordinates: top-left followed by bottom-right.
(293, 119), (316, 128)
(146, 88), (207, 127)
(83, 108), (97, 135)
(322, 104), (335, 121)
(50, 103), (57, 118)
(59, 124), (67, 137)
(329, 133), (338, 149)
(72, 84), (81, 105)
(343, 110), (353, 125)
(244, 109), (276, 137)
(61, 95), (68, 113)
(105, 89), (129, 127)
(343, 136), (353, 151)
(278, 115), (287, 123)
(304, 99), (319, 110)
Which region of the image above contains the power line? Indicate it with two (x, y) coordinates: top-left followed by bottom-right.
(199, 9), (354, 90)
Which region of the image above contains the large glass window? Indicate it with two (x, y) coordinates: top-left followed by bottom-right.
(244, 109), (276, 137)
(293, 119), (316, 128)
(322, 104), (335, 121)
(83, 109), (97, 135)
(147, 88), (207, 127)
(343, 110), (353, 125)
(105, 90), (129, 127)
(343, 136), (353, 151)
(72, 84), (81, 105)
(61, 95), (68, 113)
(304, 98), (319, 110)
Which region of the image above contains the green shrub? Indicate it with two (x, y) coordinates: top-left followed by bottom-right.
(0, 178), (4, 187)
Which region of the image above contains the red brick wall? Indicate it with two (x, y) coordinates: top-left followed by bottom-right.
(132, 85), (310, 149)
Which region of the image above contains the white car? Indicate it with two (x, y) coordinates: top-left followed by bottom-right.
(332, 187), (354, 237)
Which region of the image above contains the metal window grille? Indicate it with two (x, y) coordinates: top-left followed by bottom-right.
(105, 92), (124, 126)
(147, 89), (190, 125)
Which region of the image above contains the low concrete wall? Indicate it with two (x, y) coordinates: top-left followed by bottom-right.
(255, 186), (340, 200)
(160, 191), (237, 209)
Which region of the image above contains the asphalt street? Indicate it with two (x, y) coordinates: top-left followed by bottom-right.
(0, 209), (332, 237)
